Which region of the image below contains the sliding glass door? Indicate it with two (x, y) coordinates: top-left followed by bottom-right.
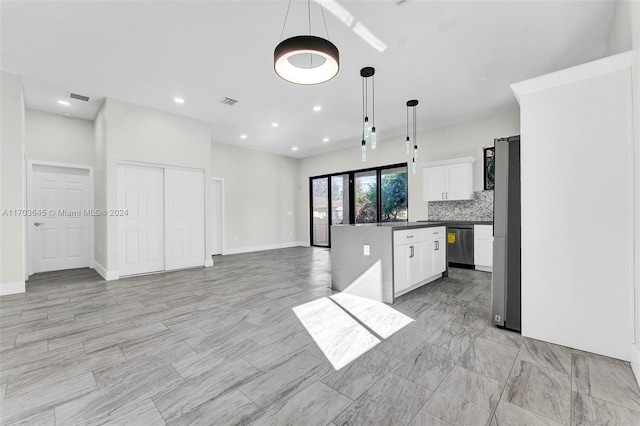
(311, 177), (329, 246)
(310, 163), (408, 247)
(354, 170), (377, 223)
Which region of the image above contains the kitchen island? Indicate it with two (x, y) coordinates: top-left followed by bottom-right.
(331, 222), (448, 304)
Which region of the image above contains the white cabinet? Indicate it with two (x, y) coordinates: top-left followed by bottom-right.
(422, 157), (475, 201)
(393, 226), (446, 296)
(474, 224), (493, 272)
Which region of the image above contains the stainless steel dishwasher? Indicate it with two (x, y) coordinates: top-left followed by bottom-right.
(447, 224), (474, 266)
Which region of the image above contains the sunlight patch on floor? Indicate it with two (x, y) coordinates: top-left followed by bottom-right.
(292, 294), (414, 370)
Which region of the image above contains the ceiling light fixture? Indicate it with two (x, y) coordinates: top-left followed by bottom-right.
(57, 100), (70, 106)
(240, 134), (248, 139)
(174, 97), (185, 104)
(313, 105), (322, 111)
(323, 137), (329, 142)
(406, 99), (419, 174)
(292, 146), (299, 151)
(274, 0), (339, 85)
(272, 122), (279, 127)
(360, 66), (376, 161)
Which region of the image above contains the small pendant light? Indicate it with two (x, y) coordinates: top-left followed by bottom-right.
(406, 99), (419, 173)
(360, 66), (376, 159)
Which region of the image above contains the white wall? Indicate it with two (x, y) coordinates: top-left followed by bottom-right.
(0, 71), (26, 295)
(606, 0), (633, 55)
(295, 110), (520, 243)
(211, 141), (299, 253)
(513, 53), (634, 361)
(94, 104), (108, 272)
(94, 98), (212, 277)
(25, 108), (94, 166)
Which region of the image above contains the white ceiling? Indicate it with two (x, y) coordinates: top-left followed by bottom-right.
(1, 0), (615, 158)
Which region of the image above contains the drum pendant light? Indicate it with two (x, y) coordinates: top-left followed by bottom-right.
(274, 0), (339, 85)
(406, 99), (419, 173)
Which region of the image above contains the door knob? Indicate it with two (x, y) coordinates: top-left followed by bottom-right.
(34, 222), (45, 227)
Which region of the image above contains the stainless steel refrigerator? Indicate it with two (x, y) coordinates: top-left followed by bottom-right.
(491, 135), (521, 331)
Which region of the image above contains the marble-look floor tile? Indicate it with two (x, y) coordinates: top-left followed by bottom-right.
(502, 360), (571, 425)
(172, 340), (261, 379)
(450, 303), (491, 330)
(166, 389), (262, 426)
(571, 391), (640, 426)
(239, 351), (331, 410)
(458, 337), (519, 383)
(424, 366), (502, 426)
(5, 346), (125, 399)
(1, 372), (97, 424)
(478, 324), (523, 349)
(153, 357), (263, 423)
(409, 410), (452, 426)
(252, 381), (352, 426)
(321, 348), (401, 400)
(572, 350), (640, 411)
(427, 321), (482, 354)
(330, 293), (414, 339)
(74, 398), (166, 426)
(243, 329), (313, 371)
(55, 365), (181, 425)
(5, 408), (55, 426)
(518, 337), (572, 375)
(376, 323), (432, 361)
(82, 321), (168, 354)
(490, 400), (563, 426)
(292, 298), (380, 370)
(393, 342), (461, 391)
(333, 373), (432, 426)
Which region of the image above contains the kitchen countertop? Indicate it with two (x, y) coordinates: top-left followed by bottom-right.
(333, 221), (447, 230)
(417, 220), (494, 225)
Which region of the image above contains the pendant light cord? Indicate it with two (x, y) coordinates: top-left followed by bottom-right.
(413, 104), (417, 148)
(362, 77), (365, 138)
(319, 0), (330, 39)
(308, 0), (312, 34)
(372, 75), (375, 126)
(280, 0), (293, 41)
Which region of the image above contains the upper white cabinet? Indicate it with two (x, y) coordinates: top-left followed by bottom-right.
(422, 157), (475, 201)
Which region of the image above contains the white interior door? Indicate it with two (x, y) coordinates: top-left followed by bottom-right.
(211, 179), (223, 255)
(117, 164), (164, 276)
(30, 165), (91, 274)
(164, 169), (205, 270)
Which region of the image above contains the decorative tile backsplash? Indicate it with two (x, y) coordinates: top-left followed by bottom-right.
(428, 190), (494, 221)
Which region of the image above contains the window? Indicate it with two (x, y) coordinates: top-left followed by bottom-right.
(310, 163), (408, 247)
(484, 147), (495, 190)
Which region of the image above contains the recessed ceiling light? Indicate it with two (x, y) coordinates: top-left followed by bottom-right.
(479, 75), (490, 81)
(63, 112), (72, 117)
(57, 100), (70, 106)
(323, 138), (329, 142)
(240, 134), (247, 139)
(291, 147), (298, 151)
(272, 122), (279, 127)
(313, 106), (322, 112)
(174, 97), (185, 104)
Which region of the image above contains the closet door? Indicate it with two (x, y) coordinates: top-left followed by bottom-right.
(164, 169), (205, 271)
(117, 164), (165, 276)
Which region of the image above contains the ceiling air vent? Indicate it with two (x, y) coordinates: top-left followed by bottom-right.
(70, 92), (90, 102)
(218, 97), (238, 106)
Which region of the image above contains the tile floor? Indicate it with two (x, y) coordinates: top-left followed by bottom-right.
(1, 247), (639, 425)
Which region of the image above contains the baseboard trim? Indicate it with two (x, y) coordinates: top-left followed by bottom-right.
(224, 242), (307, 255)
(0, 280), (26, 295)
(631, 343), (640, 388)
(204, 259), (213, 267)
(93, 261), (119, 281)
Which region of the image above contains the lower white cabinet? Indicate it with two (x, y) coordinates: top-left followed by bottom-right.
(473, 224), (493, 272)
(394, 226), (446, 296)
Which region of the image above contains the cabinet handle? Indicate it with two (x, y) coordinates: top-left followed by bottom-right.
(442, 192), (444, 199)
(410, 246), (414, 258)
(406, 235), (414, 239)
(445, 192), (448, 199)
(435, 241), (439, 250)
